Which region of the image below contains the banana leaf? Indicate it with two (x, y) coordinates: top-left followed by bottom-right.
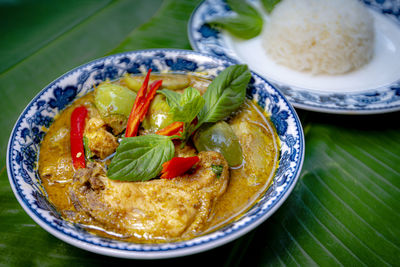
(1, 0), (399, 265)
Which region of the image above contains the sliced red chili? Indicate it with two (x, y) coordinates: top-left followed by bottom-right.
(156, 121), (184, 138)
(125, 69), (152, 137)
(160, 156), (200, 179)
(133, 69), (152, 112)
(139, 79), (162, 122)
(70, 106), (88, 169)
(125, 69), (163, 137)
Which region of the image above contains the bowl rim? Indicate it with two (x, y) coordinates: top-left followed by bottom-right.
(6, 48), (304, 259)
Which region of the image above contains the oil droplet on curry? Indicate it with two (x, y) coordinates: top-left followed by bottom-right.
(38, 71), (279, 243)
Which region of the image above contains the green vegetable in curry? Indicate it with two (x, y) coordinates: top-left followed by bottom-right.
(94, 82), (136, 117)
(121, 73), (191, 91)
(194, 121), (243, 167)
(141, 94), (174, 132)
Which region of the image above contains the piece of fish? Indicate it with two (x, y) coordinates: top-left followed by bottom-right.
(69, 151), (229, 242)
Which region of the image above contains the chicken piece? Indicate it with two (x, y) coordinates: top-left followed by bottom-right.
(84, 117), (118, 159)
(69, 151), (229, 241)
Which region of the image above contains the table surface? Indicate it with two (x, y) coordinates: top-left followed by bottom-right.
(1, 0), (399, 265)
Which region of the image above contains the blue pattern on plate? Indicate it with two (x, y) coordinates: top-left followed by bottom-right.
(188, 0), (400, 114)
(7, 49), (304, 259)
(49, 86), (77, 110)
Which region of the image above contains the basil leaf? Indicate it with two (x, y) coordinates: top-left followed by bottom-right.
(198, 64), (251, 124)
(227, 0), (260, 17)
(208, 0), (263, 39)
(158, 89), (181, 108)
(261, 0), (281, 13)
(180, 87), (201, 105)
(107, 134), (174, 181)
(159, 87), (205, 123)
(209, 15), (263, 40)
(171, 87), (205, 123)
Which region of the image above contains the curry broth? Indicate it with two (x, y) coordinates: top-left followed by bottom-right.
(39, 94), (95, 212)
(38, 73), (279, 242)
(204, 100), (279, 231)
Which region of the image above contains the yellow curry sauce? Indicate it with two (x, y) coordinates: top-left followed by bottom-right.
(38, 73), (279, 243)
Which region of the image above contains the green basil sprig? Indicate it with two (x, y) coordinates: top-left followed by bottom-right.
(197, 64), (251, 125)
(159, 87), (205, 124)
(161, 64), (251, 142)
(106, 64), (251, 182)
(107, 134), (174, 181)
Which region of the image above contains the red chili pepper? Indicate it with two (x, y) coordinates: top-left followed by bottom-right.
(156, 121), (184, 138)
(70, 106), (88, 169)
(160, 156), (200, 179)
(125, 69), (163, 137)
(125, 69), (152, 137)
(138, 79), (162, 122)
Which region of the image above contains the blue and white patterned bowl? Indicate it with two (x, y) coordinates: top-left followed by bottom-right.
(7, 49), (304, 259)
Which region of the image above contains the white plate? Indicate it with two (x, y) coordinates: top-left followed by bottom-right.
(188, 0), (400, 114)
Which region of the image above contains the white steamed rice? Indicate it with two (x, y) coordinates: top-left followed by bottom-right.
(262, 0), (375, 75)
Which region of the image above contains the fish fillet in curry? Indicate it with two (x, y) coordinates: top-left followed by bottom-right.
(69, 151), (228, 240)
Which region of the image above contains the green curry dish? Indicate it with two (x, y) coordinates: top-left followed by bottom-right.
(107, 134), (174, 182)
